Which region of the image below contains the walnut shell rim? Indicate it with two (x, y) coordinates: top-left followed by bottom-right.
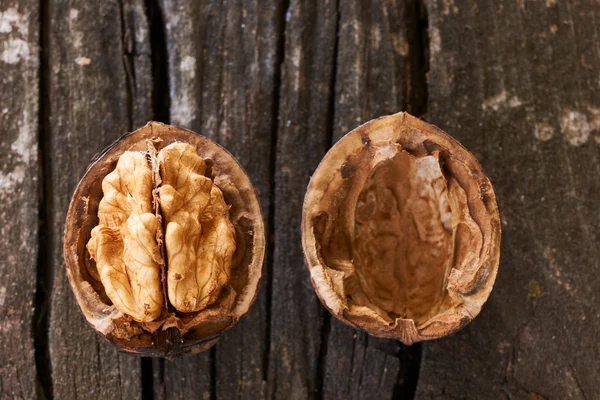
(301, 112), (501, 345)
(64, 121), (266, 357)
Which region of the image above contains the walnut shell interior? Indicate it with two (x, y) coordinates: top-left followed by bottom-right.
(302, 112), (501, 344)
(64, 122), (265, 357)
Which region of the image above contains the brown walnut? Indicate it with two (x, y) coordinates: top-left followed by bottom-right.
(64, 122), (265, 357)
(158, 142), (236, 314)
(302, 112), (501, 344)
(86, 151), (163, 323)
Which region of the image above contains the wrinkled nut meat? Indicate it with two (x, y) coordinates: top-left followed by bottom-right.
(158, 143), (236, 314)
(64, 122), (265, 357)
(302, 112), (501, 344)
(87, 152), (163, 322)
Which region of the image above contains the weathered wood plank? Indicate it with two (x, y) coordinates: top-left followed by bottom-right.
(47, 1), (151, 398)
(417, 0), (600, 398)
(322, 1), (410, 397)
(334, 0), (409, 137)
(154, 0), (282, 398)
(123, 0), (153, 128)
(0, 1), (39, 398)
(151, 2), (213, 394)
(269, 0), (338, 398)
(210, 1), (282, 398)
(153, 357), (211, 400)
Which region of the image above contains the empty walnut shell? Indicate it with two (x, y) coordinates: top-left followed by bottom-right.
(302, 112), (501, 345)
(64, 122), (265, 357)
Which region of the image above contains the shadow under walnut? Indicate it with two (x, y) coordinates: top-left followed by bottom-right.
(64, 122), (265, 357)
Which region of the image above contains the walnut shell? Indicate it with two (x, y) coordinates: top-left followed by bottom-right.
(64, 122), (265, 357)
(302, 112), (501, 345)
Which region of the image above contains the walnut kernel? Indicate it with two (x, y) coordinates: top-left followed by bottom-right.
(86, 151), (163, 322)
(158, 143), (236, 313)
(64, 122), (265, 357)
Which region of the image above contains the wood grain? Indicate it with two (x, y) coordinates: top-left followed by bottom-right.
(1, 0), (596, 398)
(0, 0), (39, 398)
(416, 0), (600, 398)
(153, 357), (211, 400)
(151, 3), (212, 395)
(320, 1), (413, 398)
(210, 1), (282, 398)
(268, 0), (338, 398)
(46, 1), (151, 398)
(153, 1), (283, 398)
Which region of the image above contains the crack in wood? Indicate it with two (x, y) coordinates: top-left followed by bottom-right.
(264, 0), (290, 385)
(314, 311), (332, 400)
(314, 0), (339, 397)
(210, 347), (217, 400)
(393, 342), (422, 399)
(325, 0), (340, 150)
(118, 0), (135, 131)
(141, 358), (154, 400)
(146, 0), (170, 123)
(391, 1), (430, 397)
(138, 1), (170, 398)
(404, 0), (429, 117)
(34, 0), (54, 398)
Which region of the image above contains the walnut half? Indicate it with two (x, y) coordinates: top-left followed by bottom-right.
(158, 143), (236, 313)
(302, 112), (501, 345)
(64, 122), (265, 357)
(86, 151), (163, 322)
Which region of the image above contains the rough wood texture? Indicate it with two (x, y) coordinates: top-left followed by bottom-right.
(416, 0), (600, 398)
(0, 1), (39, 398)
(150, 2), (211, 393)
(153, 1), (282, 398)
(2, 0), (598, 398)
(320, 1), (412, 398)
(268, 0), (337, 398)
(46, 1), (150, 398)
(153, 358), (211, 400)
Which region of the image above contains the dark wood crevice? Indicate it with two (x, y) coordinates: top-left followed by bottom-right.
(146, 0), (170, 124)
(393, 343), (422, 399)
(34, 0), (54, 398)
(404, 0), (430, 117)
(263, 0), (290, 384)
(314, 0), (339, 398)
(392, 0), (429, 397)
(324, 0), (340, 151)
(209, 347), (217, 400)
(141, 358), (154, 400)
(314, 312), (332, 400)
(118, 0), (135, 132)
(139, 1), (170, 398)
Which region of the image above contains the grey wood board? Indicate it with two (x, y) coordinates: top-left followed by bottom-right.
(0, 0), (40, 398)
(416, 0), (600, 399)
(152, 0), (283, 398)
(46, 1), (151, 398)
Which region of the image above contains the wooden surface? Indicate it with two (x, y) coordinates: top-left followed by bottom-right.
(0, 0), (39, 398)
(0, 0), (598, 399)
(45, 1), (149, 398)
(417, 1), (600, 399)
